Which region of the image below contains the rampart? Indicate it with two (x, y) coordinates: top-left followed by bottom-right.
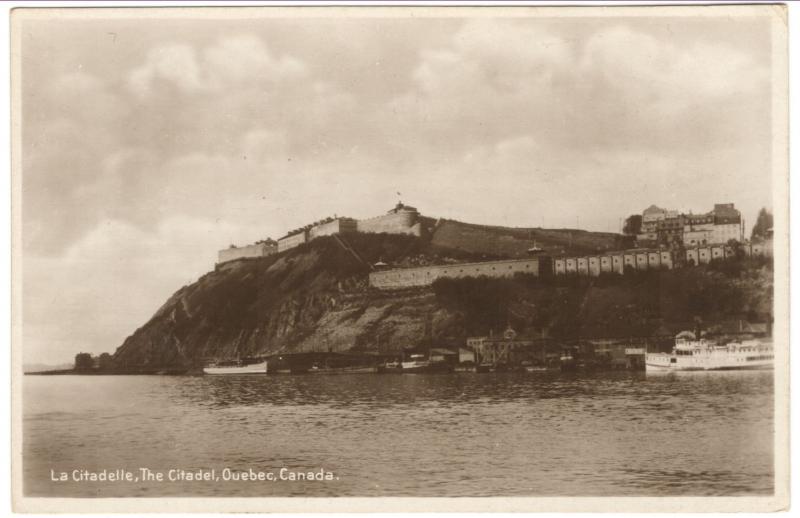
(357, 206), (421, 236)
(277, 231), (308, 253)
(217, 242), (277, 264)
(369, 258), (543, 290)
(227, 204), (424, 261)
(685, 240), (772, 265)
(553, 240), (773, 277)
(309, 218), (357, 240)
(554, 249), (674, 276)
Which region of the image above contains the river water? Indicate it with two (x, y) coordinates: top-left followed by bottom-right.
(23, 371), (773, 497)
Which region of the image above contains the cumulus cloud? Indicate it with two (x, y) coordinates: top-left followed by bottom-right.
(19, 14), (775, 363)
(128, 35), (308, 96)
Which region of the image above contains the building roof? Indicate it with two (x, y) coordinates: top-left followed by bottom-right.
(389, 202), (418, 214)
(643, 204), (666, 215)
(712, 203), (741, 219)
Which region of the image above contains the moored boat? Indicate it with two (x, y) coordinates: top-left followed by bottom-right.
(400, 354), (453, 373)
(646, 332), (773, 372)
(377, 360), (402, 373)
(203, 359), (267, 375)
(524, 365), (550, 372)
(308, 364), (377, 374)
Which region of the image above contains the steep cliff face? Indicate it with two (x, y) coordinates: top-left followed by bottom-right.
(112, 230), (773, 372)
(112, 233), (483, 370)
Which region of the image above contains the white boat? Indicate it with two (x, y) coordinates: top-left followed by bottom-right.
(646, 332), (773, 372)
(401, 354), (431, 373)
(400, 354), (452, 373)
(203, 360), (267, 375)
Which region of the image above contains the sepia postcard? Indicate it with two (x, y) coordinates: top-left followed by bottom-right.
(10, 3), (789, 513)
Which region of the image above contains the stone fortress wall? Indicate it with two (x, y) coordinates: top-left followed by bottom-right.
(369, 258), (543, 290)
(553, 240), (773, 278)
(356, 205), (422, 236)
(221, 203), (424, 264)
(277, 231), (309, 253)
(370, 239), (773, 289)
(309, 218), (358, 240)
(217, 241), (277, 264)
(275, 203), (421, 256)
(554, 249), (674, 276)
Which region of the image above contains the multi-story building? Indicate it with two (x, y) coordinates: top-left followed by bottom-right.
(683, 204), (742, 246)
(655, 215), (684, 246)
(638, 203), (743, 248)
(683, 213), (715, 246)
(639, 205), (681, 245)
(710, 203), (743, 244)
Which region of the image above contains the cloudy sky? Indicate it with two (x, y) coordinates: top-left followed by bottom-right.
(18, 8), (776, 364)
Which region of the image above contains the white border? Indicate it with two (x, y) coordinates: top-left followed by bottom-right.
(4, 1), (793, 515)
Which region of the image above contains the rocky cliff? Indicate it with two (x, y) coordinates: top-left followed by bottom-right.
(112, 233), (485, 371)
(112, 230), (772, 372)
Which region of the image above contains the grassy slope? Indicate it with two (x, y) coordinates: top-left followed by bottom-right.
(428, 218), (629, 258)
(111, 227), (771, 371)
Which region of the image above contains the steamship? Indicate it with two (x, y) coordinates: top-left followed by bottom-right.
(645, 332), (773, 372)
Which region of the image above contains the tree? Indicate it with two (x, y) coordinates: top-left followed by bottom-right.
(98, 352), (115, 371)
(623, 215), (642, 236)
(751, 208), (773, 240)
(74, 352), (94, 371)
(727, 239), (745, 260)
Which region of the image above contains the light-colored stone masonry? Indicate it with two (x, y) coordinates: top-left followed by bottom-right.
(553, 240), (772, 277)
(217, 242), (277, 264)
(277, 231), (308, 253)
(356, 207), (421, 236)
(371, 240), (774, 289)
(276, 205), (422, 255)
(309, 218), (357, 240)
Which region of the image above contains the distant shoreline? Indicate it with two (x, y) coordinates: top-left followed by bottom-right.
(24, 369), (194, 376)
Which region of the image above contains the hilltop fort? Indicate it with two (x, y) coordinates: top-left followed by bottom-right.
(105, 201), (773, 373)
(218, 202), (423, 263)
(218, 201), (773, 290)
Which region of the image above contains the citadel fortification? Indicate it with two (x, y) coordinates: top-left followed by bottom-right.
(217, 240), (277, 264)
(219, 203), (422, 263)
(217, 200), (773, 292)
(356, 203), (422, 236)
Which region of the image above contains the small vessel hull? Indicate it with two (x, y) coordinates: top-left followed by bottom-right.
(645, 354), (774, 372)
(203, 361), (267, 375)
(400, 361), (453, 373)
(646, 362), (774, 372)
(524, 366), (551, 372)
